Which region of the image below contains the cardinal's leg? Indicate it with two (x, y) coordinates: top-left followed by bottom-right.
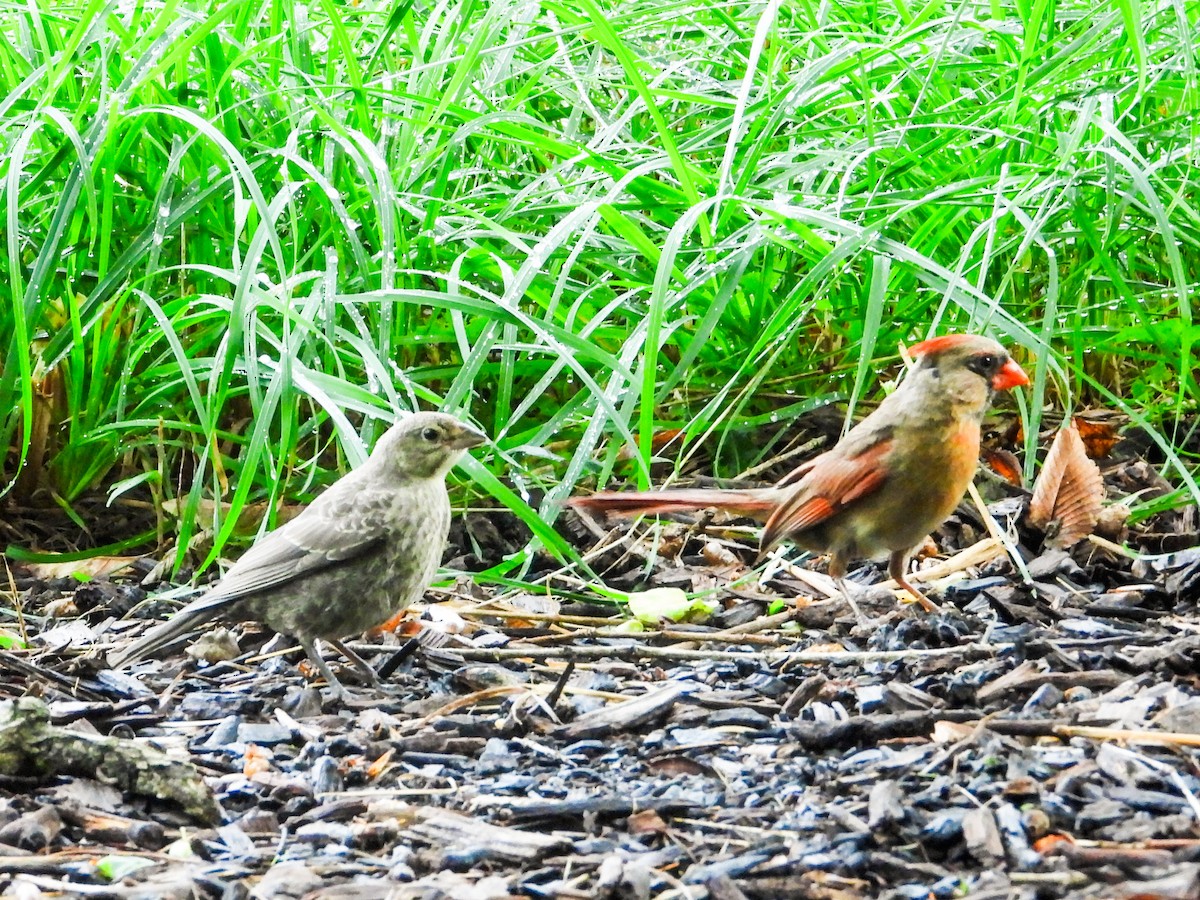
(888, 551), (941, 613)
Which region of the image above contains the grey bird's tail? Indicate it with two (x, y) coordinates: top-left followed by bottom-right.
(107, 593), (235, 669)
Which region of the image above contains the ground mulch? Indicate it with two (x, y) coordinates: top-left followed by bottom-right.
(1, 419), (1200, 899)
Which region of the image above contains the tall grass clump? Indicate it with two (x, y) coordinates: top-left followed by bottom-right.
(1, 0), (1197, 574)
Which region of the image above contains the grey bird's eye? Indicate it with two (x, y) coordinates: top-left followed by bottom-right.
(421, 427), (441, 442)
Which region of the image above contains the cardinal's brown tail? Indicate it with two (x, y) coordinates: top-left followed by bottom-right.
(568, 488), (778, 521)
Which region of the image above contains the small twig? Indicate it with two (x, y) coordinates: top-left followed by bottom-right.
(1103, 745), (1200, 822)
(545, 661), (574, 709)
(1055, 724), (1200, 749)
(315, 783), (459, 800)
(735, 436), (826, 481)
(658, 629), (781, 646)
(1008, 872), (1090, 887)
(1085, 533), (1139, 559)
(668, 605), (800, 650)
(968, 480), (1033, 586)
(759, 552), (839, 599)
(443, 641), (997, 667)
(0, 650), (108, 702)
(2, 559), (27, 648)
(962, 718), (1200, 751)
(457, 609), (623, 626)
(884, 537), (1005, 588)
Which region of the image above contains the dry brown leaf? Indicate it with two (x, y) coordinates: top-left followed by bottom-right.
(1028, 423), (1105, 548)
(616, 428), (686, 461)
(1073, 412), (1123, 458)
(645, 755), (718, 777)
(980, 447), (1023, 487)
(701, 540), (740, 568)
(160, 498), (303, 535)
(185, 627), (240, 663)
(25, 556), (137, 581)
(626, 809), (669, 835)
(243, 745), (273, 779)
(931, 720), (974, 743)
(367, 749), (394, 780)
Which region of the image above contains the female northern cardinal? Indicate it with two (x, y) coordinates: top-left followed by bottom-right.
(570, 334), (1029, 619)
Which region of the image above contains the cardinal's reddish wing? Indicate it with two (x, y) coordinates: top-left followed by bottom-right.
(759, 439), (891, 551)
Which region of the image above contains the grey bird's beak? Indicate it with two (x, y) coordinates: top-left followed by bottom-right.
(450, 422), (488, 450)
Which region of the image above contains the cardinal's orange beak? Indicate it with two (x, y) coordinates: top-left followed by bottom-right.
(992, 359), (1030, 391)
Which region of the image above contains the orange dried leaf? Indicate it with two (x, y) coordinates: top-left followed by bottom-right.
(1072, 415), (1121, 459)
(243, 745), (273, 779)
(1033, 833), (1074, 853)
(616, 428), (687, 461)
(369, 610), (411, 636)
(367, 749), (394, 780)
(981, 448), (1023, 487)
(1028, 424), (1105, 548)
(626, 809), (669, 835)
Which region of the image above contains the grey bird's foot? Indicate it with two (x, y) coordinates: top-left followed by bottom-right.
(299, 638), (355, 701)
(328, 639), (384, 689)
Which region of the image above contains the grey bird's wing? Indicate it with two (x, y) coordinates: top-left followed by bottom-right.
(108, 483), (395, 668)
(205, 486), (394, 602)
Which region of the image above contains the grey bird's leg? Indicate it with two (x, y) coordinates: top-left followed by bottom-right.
(328, 639), (383, 688)
(298, 637), (348, 700)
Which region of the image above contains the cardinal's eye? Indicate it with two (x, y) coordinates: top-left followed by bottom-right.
(967, 353), (998, 377)
(421, 427), (441, 442)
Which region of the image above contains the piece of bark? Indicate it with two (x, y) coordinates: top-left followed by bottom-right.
(0, 808), (61, 851)
(400, 807), (570, 863)
(472, 793), (699, 822)
(707, 874), (752, 900)
(57, 803), (166, 849)
(785, 709), (984, 751)
(0, 697), (218, 824)
(555, 682), (692, 740)
(867, 781), (905, 830)
(1112, 864), (1200, 899)
(963, 806), (1004, 866)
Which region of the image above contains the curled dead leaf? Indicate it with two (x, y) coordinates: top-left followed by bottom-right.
(25, 556), (137, 581)
(1032, 832), (1075, 854)
(701, 541), (740, 568)
(1072, 414), (1122, 459)
(981, 447), (1023, 487)
(1095, 503), (1131, 542)
(186, 627), (240, 664)
(626, 809), (669, 835)
(1028, 424), (1105, 549)
(616, 429), (686, 461)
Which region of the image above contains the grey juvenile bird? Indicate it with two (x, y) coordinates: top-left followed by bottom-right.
(109, 412), (486, 698)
